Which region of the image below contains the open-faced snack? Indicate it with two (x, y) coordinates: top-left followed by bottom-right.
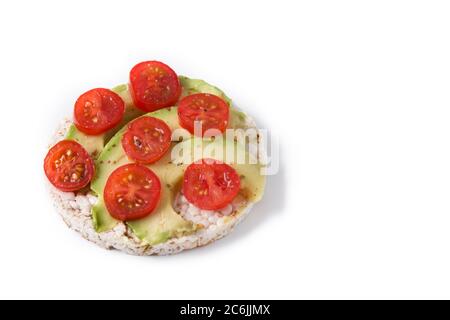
(45, 61), (266, 255)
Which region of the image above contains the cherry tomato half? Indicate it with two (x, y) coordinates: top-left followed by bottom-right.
(121, 116), (172, 164)
(44, 140), (95, 192)
(178, 93), (229, 137)
(182, 159), (241, 210)
(104, 164), (161, 221)
(74, 88), (125, 135)
(129, 61), (181, 112)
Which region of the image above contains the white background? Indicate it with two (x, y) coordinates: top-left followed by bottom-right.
(1, 0), (450, 299)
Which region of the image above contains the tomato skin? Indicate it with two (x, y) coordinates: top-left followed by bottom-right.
(74, 88), (125, 135)
(129, 61), (181, 112)
(104, 164), (161, 221)
(178, 93), (229, 137)
(44, 140), (95, 192)
(182, 159), (241, 210)
(121, 116), (172, 164)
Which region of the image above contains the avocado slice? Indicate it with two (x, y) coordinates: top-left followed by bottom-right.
(172, 137), (266, 203)
(92, 138), (197, 242)
(179, 76), (232, 106)
(65, 124), (104, 159)
(179, 76), (250, 129)
(90, 107), (195, 239)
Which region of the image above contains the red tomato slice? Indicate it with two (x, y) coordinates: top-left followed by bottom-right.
(129, 61), (181, 112)
(178, 93), (229, 137)
(74, 88), (125, 135)
(104, 164), (161, 221)
(121, 117), (172, 164)
(44, 140), (95, 192)
(182, 159), (241, 210)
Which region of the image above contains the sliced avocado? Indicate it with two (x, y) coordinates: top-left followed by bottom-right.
(172, 137), (266, 203)
(104, 84), (146, 141)
(66, 124), (104, 159)
(92, 139), (197, 240)
(179, 76), (250, 129)
(90, 108), (198, 243)
(90, 107), (181, 197)
(179, 76), (232, 106)
(228, 109), (250, 129)
(126, 147), (199, 245)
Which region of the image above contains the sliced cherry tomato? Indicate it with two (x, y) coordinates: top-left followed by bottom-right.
(74, 88), (125, 135)
(178, 93), (229, 137)
(182, 159), (241, 210)
(121, 116), (172, 164)
(129, 61), (181, 112)
(44, 140), (95, 192)
(104, 164), (161, 221)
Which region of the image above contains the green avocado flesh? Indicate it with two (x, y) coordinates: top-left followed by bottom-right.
(66, 77), (265, 245)
(90, 107), (197, 242)
(179, 76), (232, 106)
(172, 138), (266, 203)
